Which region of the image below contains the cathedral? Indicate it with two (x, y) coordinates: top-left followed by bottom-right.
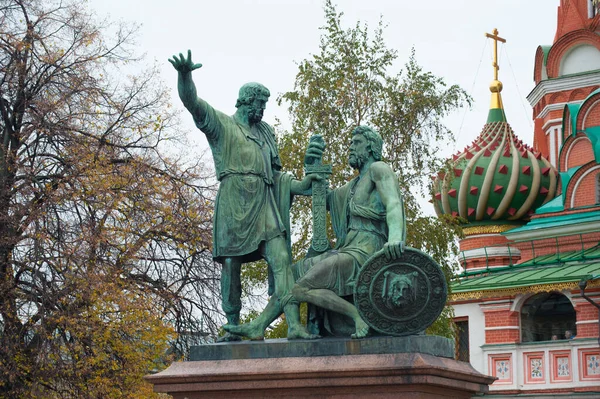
(433, 0), (600, 396)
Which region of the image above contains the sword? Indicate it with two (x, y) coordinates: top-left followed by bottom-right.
(304, 135), (332, 256)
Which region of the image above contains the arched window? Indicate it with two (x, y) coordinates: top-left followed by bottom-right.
(521, 292), (576, 342)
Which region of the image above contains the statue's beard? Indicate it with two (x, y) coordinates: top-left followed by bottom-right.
(349, 152), (368, 169)
(248, 109), (263, 123)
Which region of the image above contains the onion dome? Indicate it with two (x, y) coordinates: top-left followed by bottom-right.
(432, 29), (557, 226)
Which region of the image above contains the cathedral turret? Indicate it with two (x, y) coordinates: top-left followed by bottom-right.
(432, 29), (557, 271)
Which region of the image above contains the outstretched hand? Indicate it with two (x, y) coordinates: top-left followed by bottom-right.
(168, 50), (203, 73)
(383, 241), (405, 261)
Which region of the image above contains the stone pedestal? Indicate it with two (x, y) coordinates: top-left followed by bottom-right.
(146, 336), (494, 398)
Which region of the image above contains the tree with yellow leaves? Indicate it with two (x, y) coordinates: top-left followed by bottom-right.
(0, 1), (220, 397)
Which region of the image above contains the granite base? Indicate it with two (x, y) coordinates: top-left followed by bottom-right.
(146, 336), (494, 398)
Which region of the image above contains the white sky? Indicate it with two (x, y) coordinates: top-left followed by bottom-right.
(89, 0), (559, 214)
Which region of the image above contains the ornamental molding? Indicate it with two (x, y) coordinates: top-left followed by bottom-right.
(463, 225), (519, 236)
(484, 326), (520, 330)
(581, 97), (600, 128)
(542, 117), (564, 131)
(538, 103), (569, 120)
(479, 302), (513, 312)
(576, 319), (600, 325)
(460, 246), (521, 260)
(527, 72), (600, 107)
(503, 219), (600, 241)
(450, 279), (600, 302)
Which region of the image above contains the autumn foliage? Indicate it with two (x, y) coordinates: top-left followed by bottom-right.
(0, 0), (221, 396)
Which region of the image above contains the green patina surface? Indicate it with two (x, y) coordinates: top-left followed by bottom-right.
(540, 45), (551, 67)
(534, 166), (580, 214)
(452, 261), (600, 293)
(561, 87), (600, 147)
(562, 102), (580, 143)
(486, 108), (507, 123)
(508, 208), (600, 233)
(518, 244), (600, 266)
(585, 125), (600, 162)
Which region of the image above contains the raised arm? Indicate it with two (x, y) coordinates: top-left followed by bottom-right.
(371, 162), (406, 259)
(168, 50), (206, 126)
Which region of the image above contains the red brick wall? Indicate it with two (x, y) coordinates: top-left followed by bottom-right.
(532, 86), (596, 119)
(514, 231), (600, 263)
(569, 88), (589, 102)
(554, 1), (592, 41)
(565, 163), (600, 208)
(582, 99), (600, 128)
(533, 117), (549, 158)
(459, 234), (521, 269)
(573, 168), (600, 207)
(483, 307), (520, 344)
(575, 301), (600, 338)
(460, 234), (509, 251)
(564, 136), (593, 169)
(485, 329), (520, 344)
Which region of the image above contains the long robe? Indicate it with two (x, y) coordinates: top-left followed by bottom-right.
(194, 99), (291, 263)
(298, 174), (389, 336)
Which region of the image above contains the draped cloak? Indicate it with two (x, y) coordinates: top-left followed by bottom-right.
(194, 99), (293, 263)
(294, 174), (388, 297)
(295, 173), (390, 336)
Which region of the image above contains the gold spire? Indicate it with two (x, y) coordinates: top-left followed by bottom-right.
(485, 28), (506, 110)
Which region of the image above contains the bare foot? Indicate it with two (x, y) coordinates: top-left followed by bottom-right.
(217, 332), (242, 342)
(223, 322), (265, 340)
(351, 317), (369, 339)
(287, 325), (320, 340)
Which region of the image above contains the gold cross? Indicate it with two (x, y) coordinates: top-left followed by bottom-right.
(485, 28), (506, 81)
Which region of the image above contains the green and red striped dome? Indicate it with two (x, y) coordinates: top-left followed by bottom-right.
(432, 111), (557, 225)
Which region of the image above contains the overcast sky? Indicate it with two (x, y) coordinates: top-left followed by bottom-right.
(89, 0), (559, 212)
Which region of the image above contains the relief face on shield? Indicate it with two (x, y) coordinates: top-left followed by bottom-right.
(382, 271), (418, 309)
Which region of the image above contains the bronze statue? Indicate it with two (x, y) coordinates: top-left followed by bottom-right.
(226, 126), (406, 339)
(169, 50), (321, 340)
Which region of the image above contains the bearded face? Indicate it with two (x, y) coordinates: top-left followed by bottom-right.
(247, 96), (268, 124)
(349, 134), (371, 169)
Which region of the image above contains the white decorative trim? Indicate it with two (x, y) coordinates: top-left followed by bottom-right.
(574, 296), (600, 305)
(480, 302), (513, 311)
(549, 125), (558, 167)
(480, 305), (512, 312)
(542, 117), (564, 131)
(570, 165), (600, 208)
(481, 299), (514, 305)
(582, 98), (600, 129)
(504, 220), (600, 241)
(484, 326), (520, 330)
(576, 320), (599, 325)
(527, 72), (600, 107)
(460, 246), (521, 260)
(511, 293), (533, 312)
(539, 103), (568, 120)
